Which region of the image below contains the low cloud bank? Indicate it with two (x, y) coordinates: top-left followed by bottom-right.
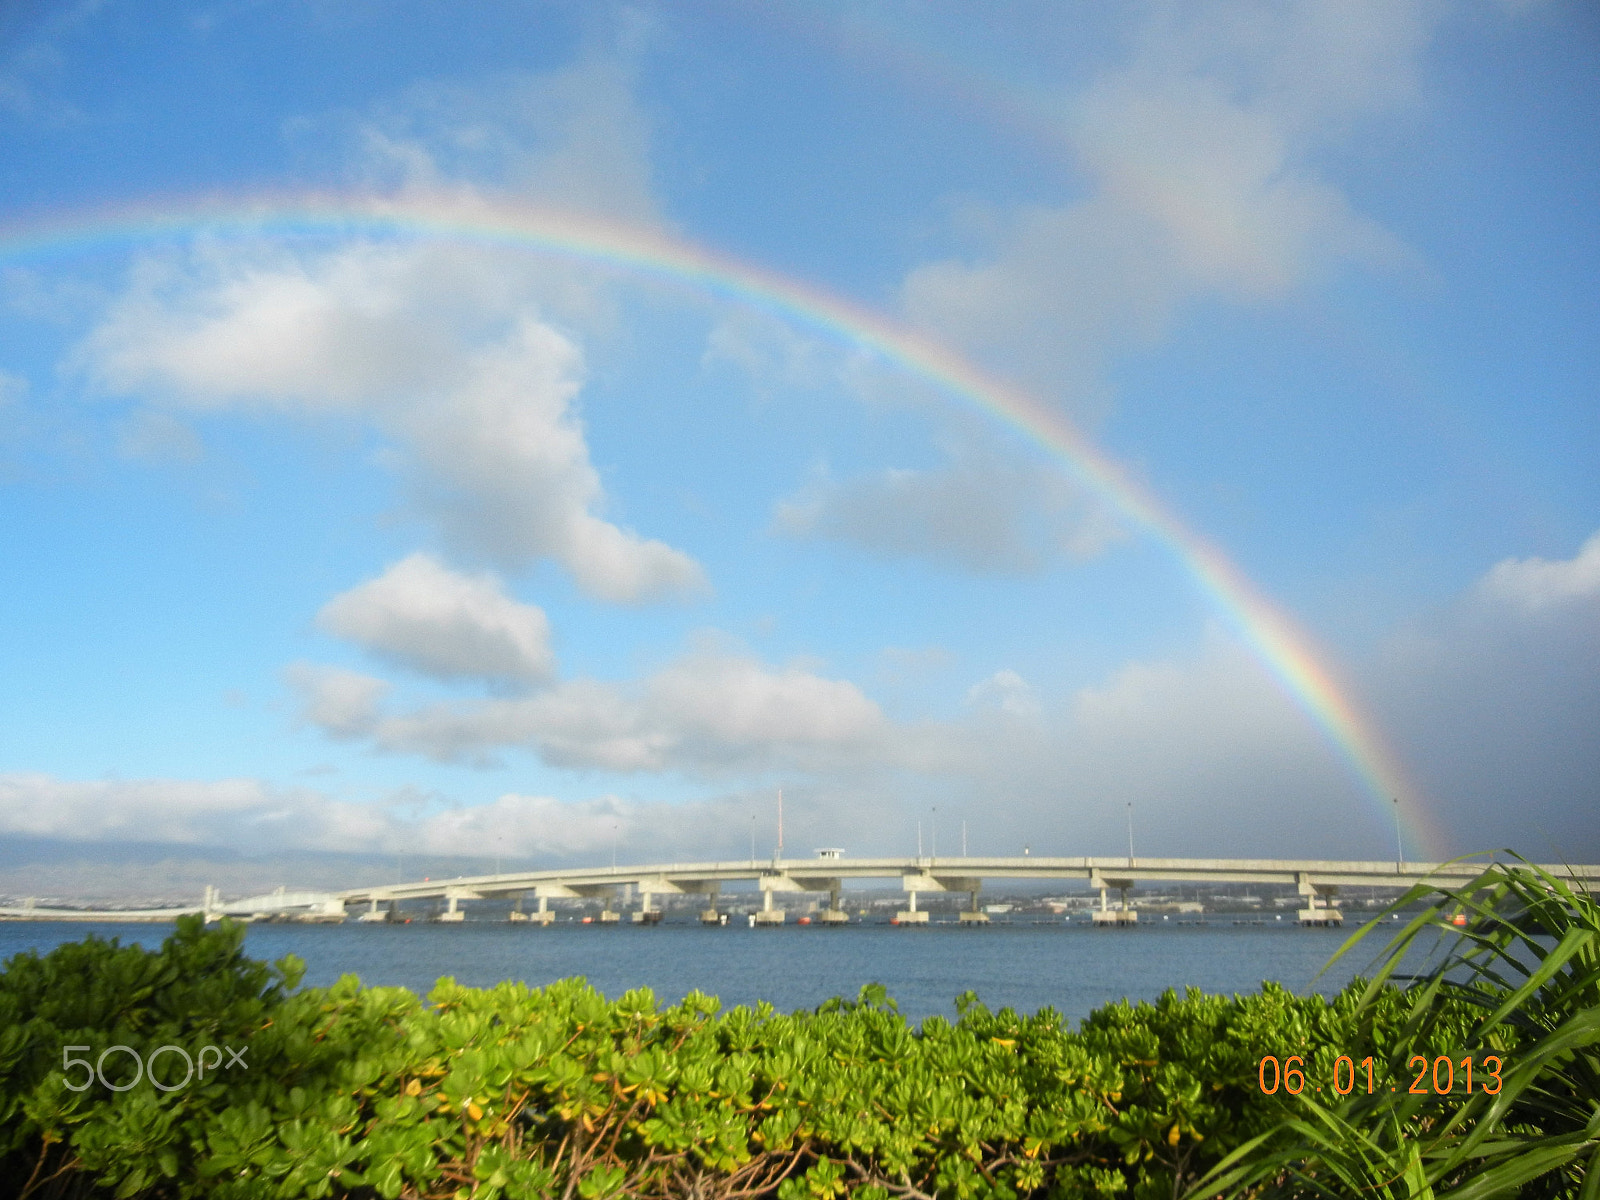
(9, 530), (1597, 892)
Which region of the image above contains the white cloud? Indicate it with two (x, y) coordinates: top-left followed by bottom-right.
(701, 310), (837, 396)
(348, 56), (661, 225)
(0, 773), (895, 875)
(284, 663), (389, 739)
(318, 553), (556, 684)
(295, 642), (889, 777)
(966, 669), (1041, 717)
(0, 772), (389, 851)
(396, 316), (705, 600)
(774, 452), (1121, 573)
(75, 55), (703, 603)
(902, 0), (1423, 400)
(14, 531), (1600, 874)
(1478, 531), (1600, 612)
(80, 246), (704, 601)
(84, 240), (461, 410)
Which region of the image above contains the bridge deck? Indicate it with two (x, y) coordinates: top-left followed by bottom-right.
(7, 857), (1593, 922)
(339, 856), (1600, 904)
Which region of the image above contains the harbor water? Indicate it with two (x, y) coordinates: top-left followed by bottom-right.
(0, 916), (1402, 1025)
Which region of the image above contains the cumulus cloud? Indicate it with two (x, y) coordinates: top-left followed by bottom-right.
(294, 643), (890, 777)
(0, 773), (899, 877)
(1478, 531), (1600, 612)
(81, 248), (704, 600)
(347, 55), (661, 225)
(75, 55), (704, 603)
(396, 316), (704, 599)
(774, 451), (1121, 573)
(285, 663), (389, 739)
(0, 770), (606, 860)
(24, 531), (1600, 874)
(319, 553), (555, 684)
(0, 772), (390, 852)
(902, 0), (1423, 400)
(966, 669), (1041, 717)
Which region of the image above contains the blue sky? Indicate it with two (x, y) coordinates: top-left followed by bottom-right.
(0, 0), (1596, 895)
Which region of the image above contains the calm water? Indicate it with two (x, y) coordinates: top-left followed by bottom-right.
(0, 916), (1398, 1025)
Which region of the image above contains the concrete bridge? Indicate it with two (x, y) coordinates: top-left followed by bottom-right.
(336, 854), (1600, 928)
(0, 885), (347, 923)
(8, 856), (1595, 927)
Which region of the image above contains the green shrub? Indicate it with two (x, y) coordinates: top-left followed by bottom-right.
(2, 865), (1581, 1200)
(1194, 859), (1593, 1199)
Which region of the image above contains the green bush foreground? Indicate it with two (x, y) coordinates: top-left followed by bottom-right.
(0, 862), (1592, 1200)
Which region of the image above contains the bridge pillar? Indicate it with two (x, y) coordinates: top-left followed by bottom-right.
(632, 886), (662, 925)
(1090, 873), (1136, 926)
(700, 883), (722, 925)
(355, 897), (380, 924)
(754, 883), (784, 925)
(699, 883), (720, 925)
(895, 887), (929, 925)
(958, 887), (989, 924)
(1297, 876), (1343, 926)
(819, 883), (848, 924)
(438, 892), (465, 922)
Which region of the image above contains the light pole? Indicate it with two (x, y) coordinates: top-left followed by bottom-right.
(1127, 802), (1134, 866)
(931, 807), (938, 860)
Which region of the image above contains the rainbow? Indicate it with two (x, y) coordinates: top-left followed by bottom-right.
(0, 191), (1442, 857)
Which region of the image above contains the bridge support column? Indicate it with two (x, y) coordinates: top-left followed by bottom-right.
(438, 892), (465, 923)
(358, 898), (389, 923)
(958, 887), (989, 924)
(632, 886), (662, 925)
(1091, 873), (1136, 925)
(1297, 877), (1343, 926)
(754, 884), (785, 926)
(529, 893), (554, 925)
(895, 888), (929, 925)
(820, 883), (848, 924)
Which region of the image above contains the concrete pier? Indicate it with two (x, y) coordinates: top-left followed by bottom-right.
(1092, 909), (1137, 925)
(1090, 870), (1137, 926)
(1297, 874), (1343, 925)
